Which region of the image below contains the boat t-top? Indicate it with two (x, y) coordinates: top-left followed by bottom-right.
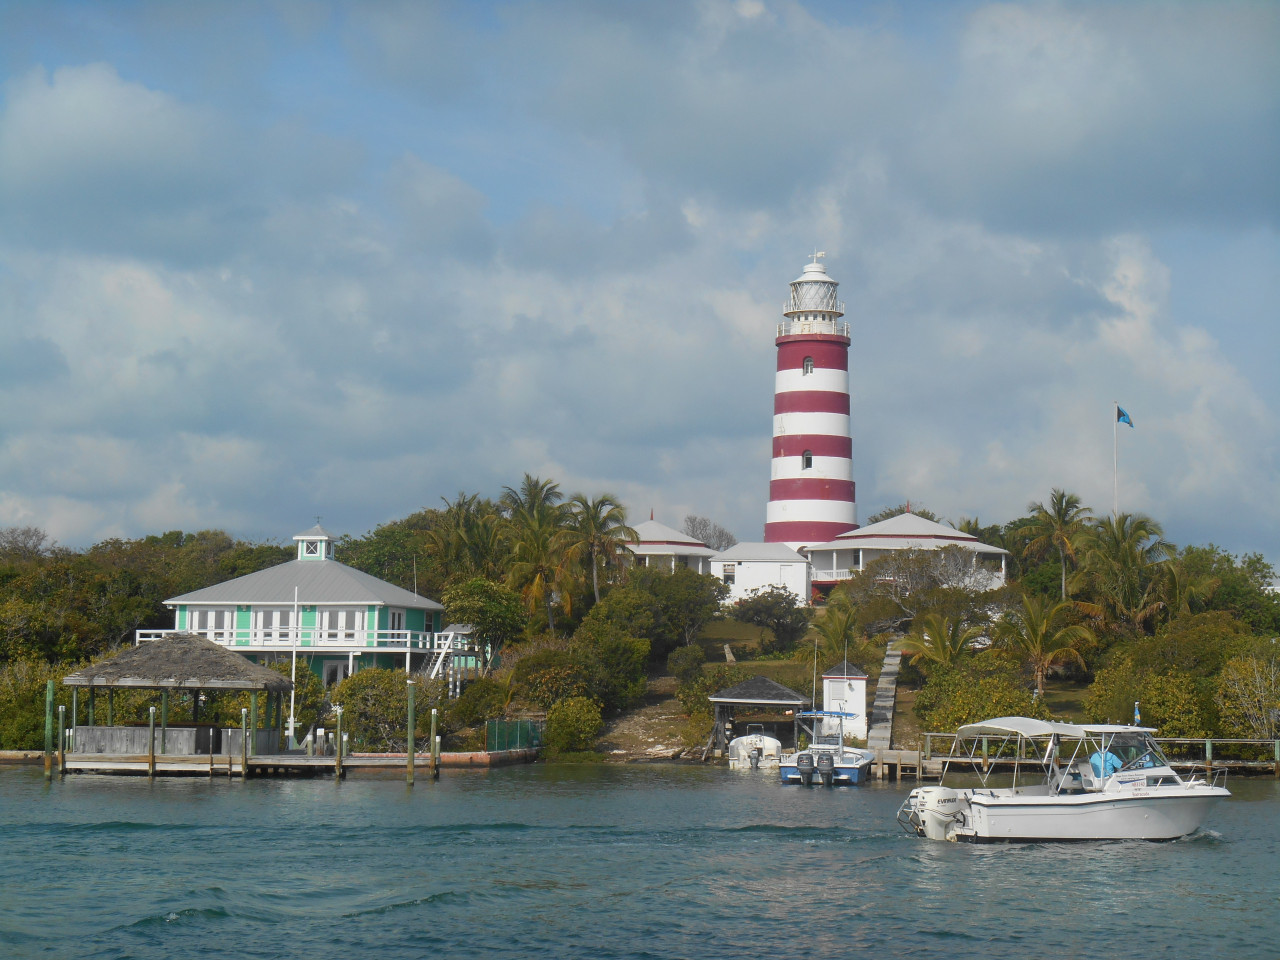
(896, 716), (1229, 841)
(780, 711), (875, 786)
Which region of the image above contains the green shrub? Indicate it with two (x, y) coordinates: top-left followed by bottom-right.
(511, 649), (592, 709)
(914, 655), (1047, 732)
(329, 668), (442, 752)
(544, 696), (603, 753)
(448, 676), (508, 728)
(667, 644), (706, 685)
(0, 659), (68, 750)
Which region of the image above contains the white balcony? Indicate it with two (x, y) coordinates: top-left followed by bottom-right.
(136, 628), (472, 654)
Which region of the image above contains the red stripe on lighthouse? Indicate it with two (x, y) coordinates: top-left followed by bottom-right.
(774, 391), (850, 416)
(776, 341), (849, 371)
(769, 479), (856, 501)
(763, 519), (858, 545)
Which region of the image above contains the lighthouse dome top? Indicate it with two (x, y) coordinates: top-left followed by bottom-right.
(784, 255), (845, 320)
(793, 260), (834, 283)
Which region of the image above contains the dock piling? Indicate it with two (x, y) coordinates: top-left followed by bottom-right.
(240, 708), (248, 781)
(148, 706), (156, 779)
(407, 680), (416, 786)
(43, 680), (54, 781)
(430, 708), (439, 780)
(58, 704), (66, 776)
(334, 707), (344, 780)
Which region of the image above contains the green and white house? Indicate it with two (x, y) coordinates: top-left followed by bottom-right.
(138, 525), (453, 687)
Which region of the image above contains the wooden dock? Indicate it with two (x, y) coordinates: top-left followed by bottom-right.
(61, 748), (538, 777)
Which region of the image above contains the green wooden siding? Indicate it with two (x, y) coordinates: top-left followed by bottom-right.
(406, 608), (426, 633)
(176, 606), (187, 630)
(301, 605), (316, 645)
(235, 606), (251, 644)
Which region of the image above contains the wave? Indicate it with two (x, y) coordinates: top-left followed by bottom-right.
(341, 890), (467, 918)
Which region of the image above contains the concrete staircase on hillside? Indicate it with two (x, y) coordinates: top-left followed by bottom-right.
(866, 644), (902, 754)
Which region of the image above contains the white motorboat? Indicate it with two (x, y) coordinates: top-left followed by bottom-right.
(896, 717), (1230, 842)
(779, 711), (875, 786)
(728, 724), (782, 770)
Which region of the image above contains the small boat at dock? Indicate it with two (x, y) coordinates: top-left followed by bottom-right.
(779, 711), (874, 786)
(727, 724), (782, 770)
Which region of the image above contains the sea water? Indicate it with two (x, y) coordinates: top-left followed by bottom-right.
(2, 764), (1277, 960)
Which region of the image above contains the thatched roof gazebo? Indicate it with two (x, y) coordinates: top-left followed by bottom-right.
(64, 634), (293, 692)
(63, 634), (293, 759)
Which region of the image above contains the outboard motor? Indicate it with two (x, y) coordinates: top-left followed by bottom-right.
(749, 746), (762, 769)
(796, 752), (815, 786)
(816, 752), (835, 786)
(915, 787), (965, 841)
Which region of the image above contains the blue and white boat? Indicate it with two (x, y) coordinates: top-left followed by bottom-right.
(779, 711), (874, 786)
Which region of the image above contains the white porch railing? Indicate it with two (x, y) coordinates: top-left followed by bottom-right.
(135, 628), (472, 653)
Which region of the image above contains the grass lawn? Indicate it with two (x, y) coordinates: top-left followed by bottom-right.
(1040, 681), (1089, 722)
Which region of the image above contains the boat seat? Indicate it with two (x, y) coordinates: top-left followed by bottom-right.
(1055, 762), (1093, 794)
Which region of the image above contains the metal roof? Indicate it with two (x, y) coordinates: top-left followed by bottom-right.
(165, 558), (443, 609)
(712, 541), (807, 562)
(803, 512), (1009, 555)
(631, 519), (708, 547)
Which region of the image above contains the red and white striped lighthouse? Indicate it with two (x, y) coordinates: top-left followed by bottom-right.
(763, 254), (857, 549)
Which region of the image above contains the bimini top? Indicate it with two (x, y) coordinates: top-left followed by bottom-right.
(956, 717), (1158, 739)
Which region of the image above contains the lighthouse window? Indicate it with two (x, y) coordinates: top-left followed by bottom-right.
(802, 450), (813, 469)
(802, 356), (814, 375)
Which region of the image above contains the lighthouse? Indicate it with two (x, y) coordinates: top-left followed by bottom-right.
(763, 254), (857, 549)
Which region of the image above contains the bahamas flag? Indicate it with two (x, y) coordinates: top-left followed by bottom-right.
(1117, 405), (1134, 428)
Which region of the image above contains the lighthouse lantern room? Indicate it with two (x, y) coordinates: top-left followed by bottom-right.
(763, 254), (857, 549)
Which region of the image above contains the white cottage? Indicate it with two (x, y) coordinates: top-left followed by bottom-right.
(625, 518), (717, 574)
(710, 541), (812, 604)
(803, 511), (1008, 592)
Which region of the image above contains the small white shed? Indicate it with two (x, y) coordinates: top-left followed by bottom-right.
(821, 659), (868, 741)
(709, 542), (811, 604)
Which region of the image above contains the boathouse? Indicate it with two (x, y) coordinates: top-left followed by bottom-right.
(136, 524), (449, 687)
(706, 675), (808, 757)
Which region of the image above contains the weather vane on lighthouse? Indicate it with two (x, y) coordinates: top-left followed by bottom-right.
(810, 249), (826, 264)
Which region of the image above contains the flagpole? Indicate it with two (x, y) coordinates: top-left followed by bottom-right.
(289, 585), (298, 745)
(1113, 401), (1119, 518)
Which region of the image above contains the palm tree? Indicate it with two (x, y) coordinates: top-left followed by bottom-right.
(898, 613), (985, 670)
(1018, 489), (1093, 599)
(1074, 513), (1171, 631)
(562, 493), (638, 604)
(813, 591), (866, 667)
(995, 594), (1094, 697)
(1159, 560), (1219, 622)
(500, 474), (565, 527)
(506, 513), (567, 637)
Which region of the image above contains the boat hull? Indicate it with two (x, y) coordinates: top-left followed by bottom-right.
(779, 750), (873, 785)
(966, 789), (1229, 841)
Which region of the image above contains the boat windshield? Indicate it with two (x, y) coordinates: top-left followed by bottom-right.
(1106, 733), (1167, 771)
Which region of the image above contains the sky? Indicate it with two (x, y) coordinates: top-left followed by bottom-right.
(0, 0), (1277, 566)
